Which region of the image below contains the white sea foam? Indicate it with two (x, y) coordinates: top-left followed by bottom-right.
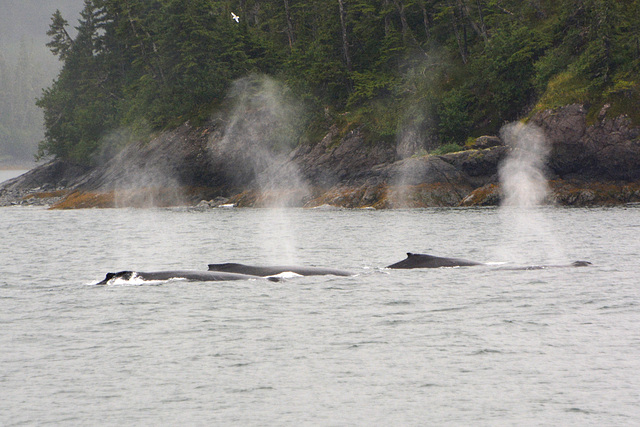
(268, 271), (304, 280)
(108, 273), (147, 286)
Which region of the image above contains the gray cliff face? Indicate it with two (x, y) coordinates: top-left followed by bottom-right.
(438, 146), (508, 186)
(531, 104), (640, 181)
(75, 123), (219, 192)
(2, 104), (639, 208)
(290, 126), (397, 188)
(289, 125), (504, 191)
(0, 160), (91, 206)
(0, 160), (91, 193)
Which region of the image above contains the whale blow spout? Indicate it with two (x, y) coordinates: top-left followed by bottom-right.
(386, 253), (483, 269)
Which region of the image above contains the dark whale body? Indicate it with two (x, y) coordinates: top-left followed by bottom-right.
(96, 270), (276, 285)
(386, 253), (592, 270)
(208, 263), (354, 277)
(499, 260), (592, 270)
(386, 253), (483, 269)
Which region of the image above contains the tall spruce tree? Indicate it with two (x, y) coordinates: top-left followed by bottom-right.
(35, 0), (640, 164)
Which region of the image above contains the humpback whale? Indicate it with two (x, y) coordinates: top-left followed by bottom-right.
(499, 260), (592, 270)
(96, 270), (278, 285)
(386, 253), (483, 269)
(207, 263), (354, 277)
(386, 253), (592, 270)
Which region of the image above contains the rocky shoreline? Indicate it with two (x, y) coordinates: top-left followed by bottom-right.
(2, 104), (639, 209)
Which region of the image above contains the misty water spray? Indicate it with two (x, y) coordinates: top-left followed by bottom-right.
(496, 122), (566, 264)
(213, 75), (309, 263)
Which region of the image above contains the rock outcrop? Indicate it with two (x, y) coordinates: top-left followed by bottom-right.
(290, 126), (397, 188)
(532, 104), (640, 181)
(2, 104), (639, 208)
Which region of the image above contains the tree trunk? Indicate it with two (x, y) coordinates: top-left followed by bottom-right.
(393, 0), (410, 42)
(457, 0), (487, 43)
(449, 1), (467, 64)
(476, 0), (488, 41)
(337, 0), (352, 71)
(127, 14), (166, 85)
(283, 0), (295, 49)
(383, 0), (391, 36)
(421, 2), (431, 40)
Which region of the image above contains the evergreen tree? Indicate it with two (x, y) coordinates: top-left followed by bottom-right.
(33, 0), (640, 164)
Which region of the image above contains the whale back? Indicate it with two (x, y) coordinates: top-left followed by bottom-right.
(386, 252), (483, 269)
(208, 263), (279, 276)
(208, 262), (353, 277)
(571, 260), (592, 267)
(95, 269), (273, 285)
(500, 260), (593, 270)
(95, 271), (134, 285)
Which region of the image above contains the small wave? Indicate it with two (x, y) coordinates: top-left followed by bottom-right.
(383, 300), (413, 306)
(348, 340), (389, 348)
(230, 362), (252, 368)
(428, 306), (468, 313)
(565, 407), (593, 414)
(101, 273), (171, 287)
(230, 386), (274, 393)
(471, 349), (502, 355)
(311, 204), (341, 210)
(110, 274), (146, 286)
(598, 302), (637, 311)
(380, 319), (408, 326)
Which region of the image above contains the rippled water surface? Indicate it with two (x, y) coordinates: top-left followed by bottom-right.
(1, 206), (639, 425)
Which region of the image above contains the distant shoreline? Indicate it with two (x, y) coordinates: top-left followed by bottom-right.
(2, 104), (640, 209)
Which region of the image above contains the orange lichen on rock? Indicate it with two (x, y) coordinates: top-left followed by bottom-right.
(228, 190), (258, 207)
(549, 180), (640, 206)
(112, 187), (189, 208)
(46, 179), (640, 210)
(227, 188), (310, 207)
(51, 186), (197, 209)
(51, 190), (117, 209)
(459, 184), (501, 206)
(305, 184), (388, 209)
(459, 181), (640, 207)
(304, 182), (470, 209)
(387, 183), (473, 208)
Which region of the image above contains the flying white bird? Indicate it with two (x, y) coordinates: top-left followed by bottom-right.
(231, 12), (240, 23)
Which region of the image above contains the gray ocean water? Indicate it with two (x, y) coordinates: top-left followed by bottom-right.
(1, 204), (639, 425)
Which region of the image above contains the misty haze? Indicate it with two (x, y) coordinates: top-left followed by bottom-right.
(0, 0), (83, 165)
(1, 1), (639, 425)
